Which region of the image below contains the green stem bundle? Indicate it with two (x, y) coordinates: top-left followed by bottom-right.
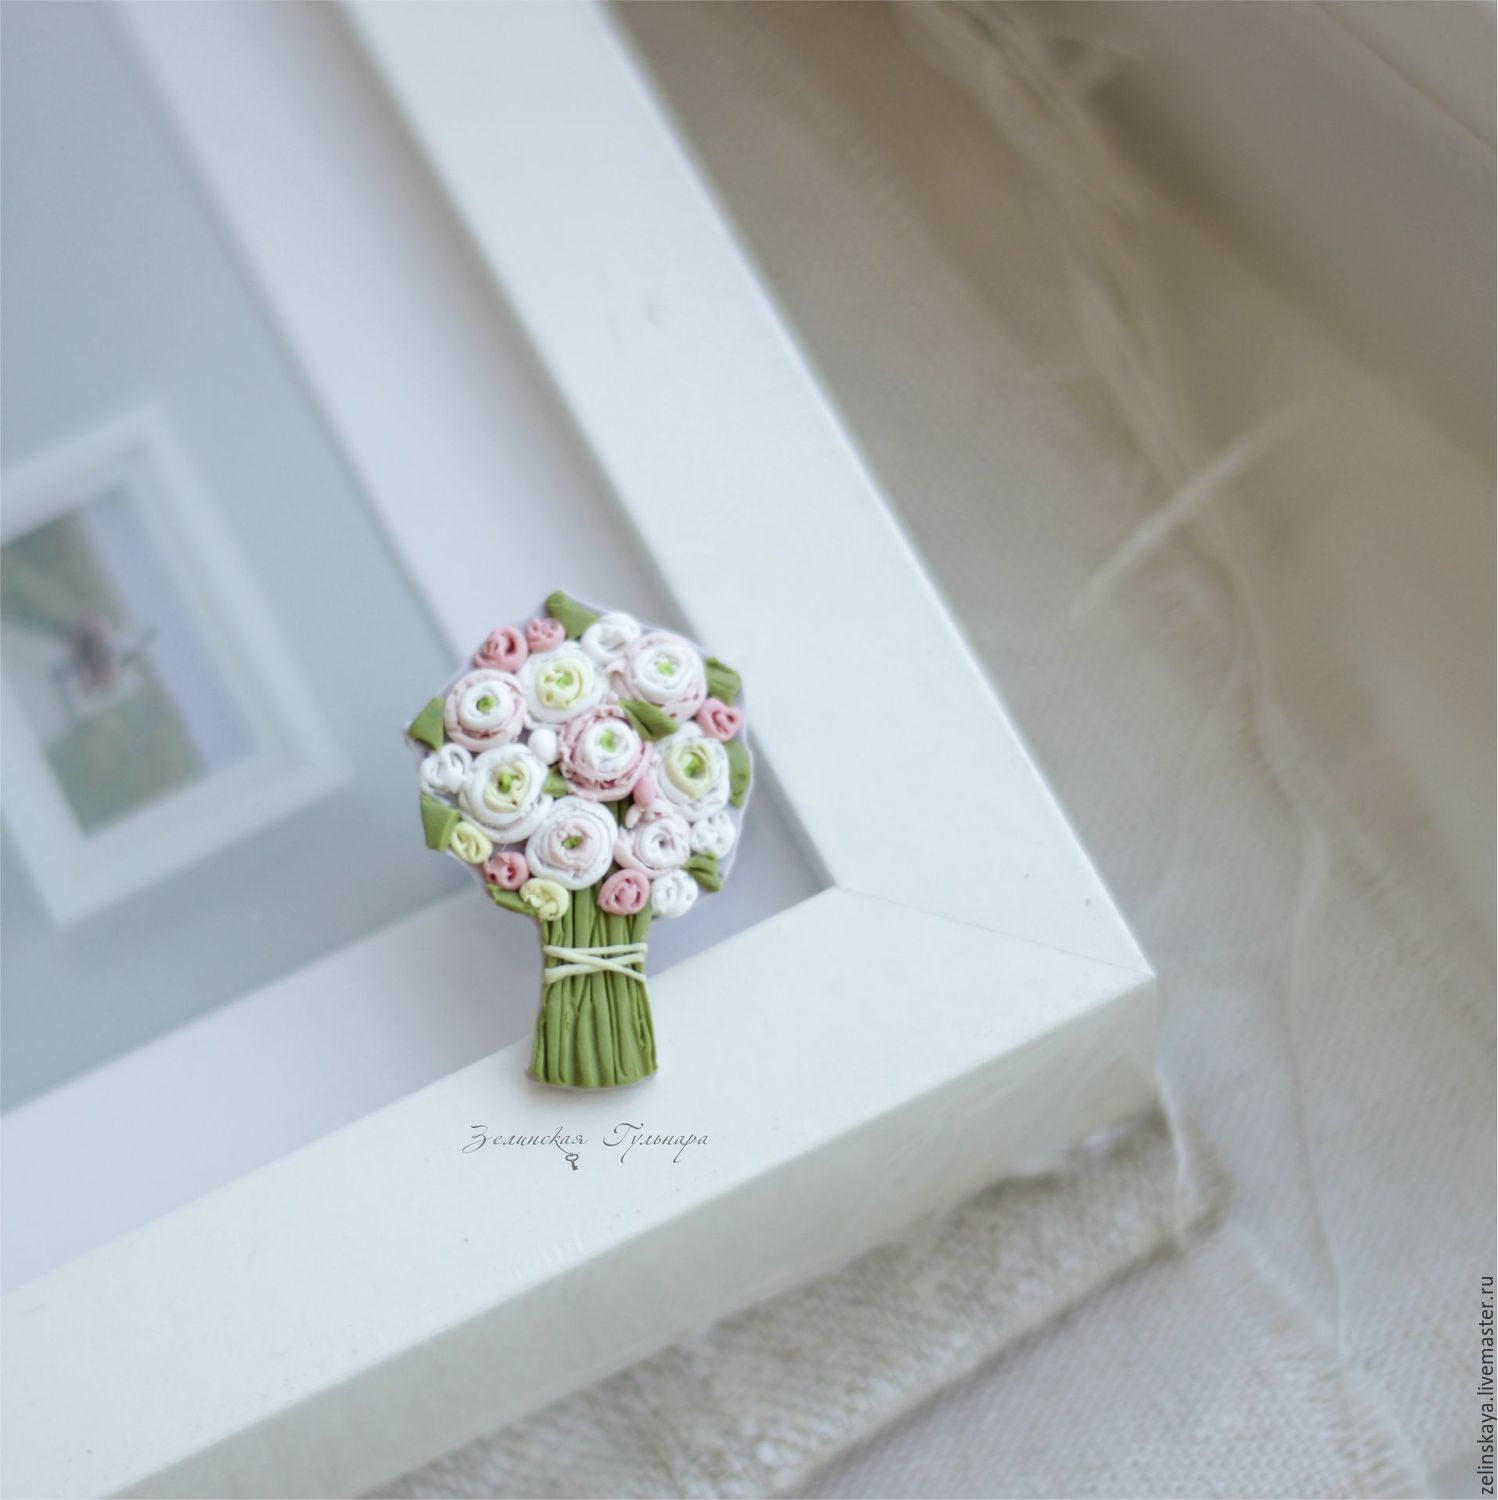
(529, 883), (657, 1088)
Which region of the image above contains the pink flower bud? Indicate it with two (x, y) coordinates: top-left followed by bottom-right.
(474, 625), (528, 673)
(695, 697), (744, 740)
(525, 616), (567, 652)
(483, 851), (529, 890)
(598, 868), (650, 916)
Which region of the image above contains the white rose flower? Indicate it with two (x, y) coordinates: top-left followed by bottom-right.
(444, 669), (528, 752)
(616, 631), (708, 723)
(650, 869), (699, 919)
(614, 804), (693, 877)
(525, 796), (617, 889)
(653, 723), (730, 822)
(519, 645), (607, 724)
(689, 810), (737, 859)
(580, 610), (641, 668)
(529, 727), (560, 765)
(419, 742), (471, 797)
(460, 744), (552, 842)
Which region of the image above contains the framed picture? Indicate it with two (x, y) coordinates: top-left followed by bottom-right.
(2, 5), (1156, 1496)
(1, 408), (346, 924)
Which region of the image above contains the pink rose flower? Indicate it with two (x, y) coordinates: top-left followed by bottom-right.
(632, 773), (658, 808)
(695, 697), (744, 740)
(598, 868), (650, 916)
(558, 705), (649, 801)
(526, 616), (566, 652)
(474, 625), (528, 673)
(483, 850), (529, 889)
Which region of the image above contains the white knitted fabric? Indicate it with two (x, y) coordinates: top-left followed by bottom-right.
(802, 1225), (1425, 1500)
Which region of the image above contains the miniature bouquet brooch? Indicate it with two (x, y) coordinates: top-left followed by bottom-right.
(406, 591), (750, 1089)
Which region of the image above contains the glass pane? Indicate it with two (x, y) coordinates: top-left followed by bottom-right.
(1, 3), (823, 1134)
(0, 1), (463, 1106)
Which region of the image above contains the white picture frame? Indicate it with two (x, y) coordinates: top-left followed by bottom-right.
(0, 409), (347, 925)
(1, 5), (1157, 1496)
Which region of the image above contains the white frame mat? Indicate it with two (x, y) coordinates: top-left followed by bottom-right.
(1, 5), (1156, 1496)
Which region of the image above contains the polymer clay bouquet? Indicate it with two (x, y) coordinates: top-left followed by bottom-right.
(406, 591), (750, 1089)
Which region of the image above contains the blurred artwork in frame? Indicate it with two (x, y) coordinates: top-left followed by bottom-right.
(2, 480), (250, 833)
(1, 409), (344, 925)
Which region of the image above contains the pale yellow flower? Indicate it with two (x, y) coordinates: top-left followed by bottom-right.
(519, 877), (570, 921)
(449, 821), (494, 864)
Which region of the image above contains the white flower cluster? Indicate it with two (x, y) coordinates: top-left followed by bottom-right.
(411, 601), (748, 921)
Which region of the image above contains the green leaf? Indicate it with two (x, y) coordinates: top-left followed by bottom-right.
(704, 656), (741, 706)
(684, 853), (722, 892)
(407, 696), (445, 750)
(544, 767), (569, 797)
(725, 738), (751, 807)
(544, 589), (600, 639)
(618, 698), (678, 741)
(420, 793), (460, 851)
(489, 886), (532, 915)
